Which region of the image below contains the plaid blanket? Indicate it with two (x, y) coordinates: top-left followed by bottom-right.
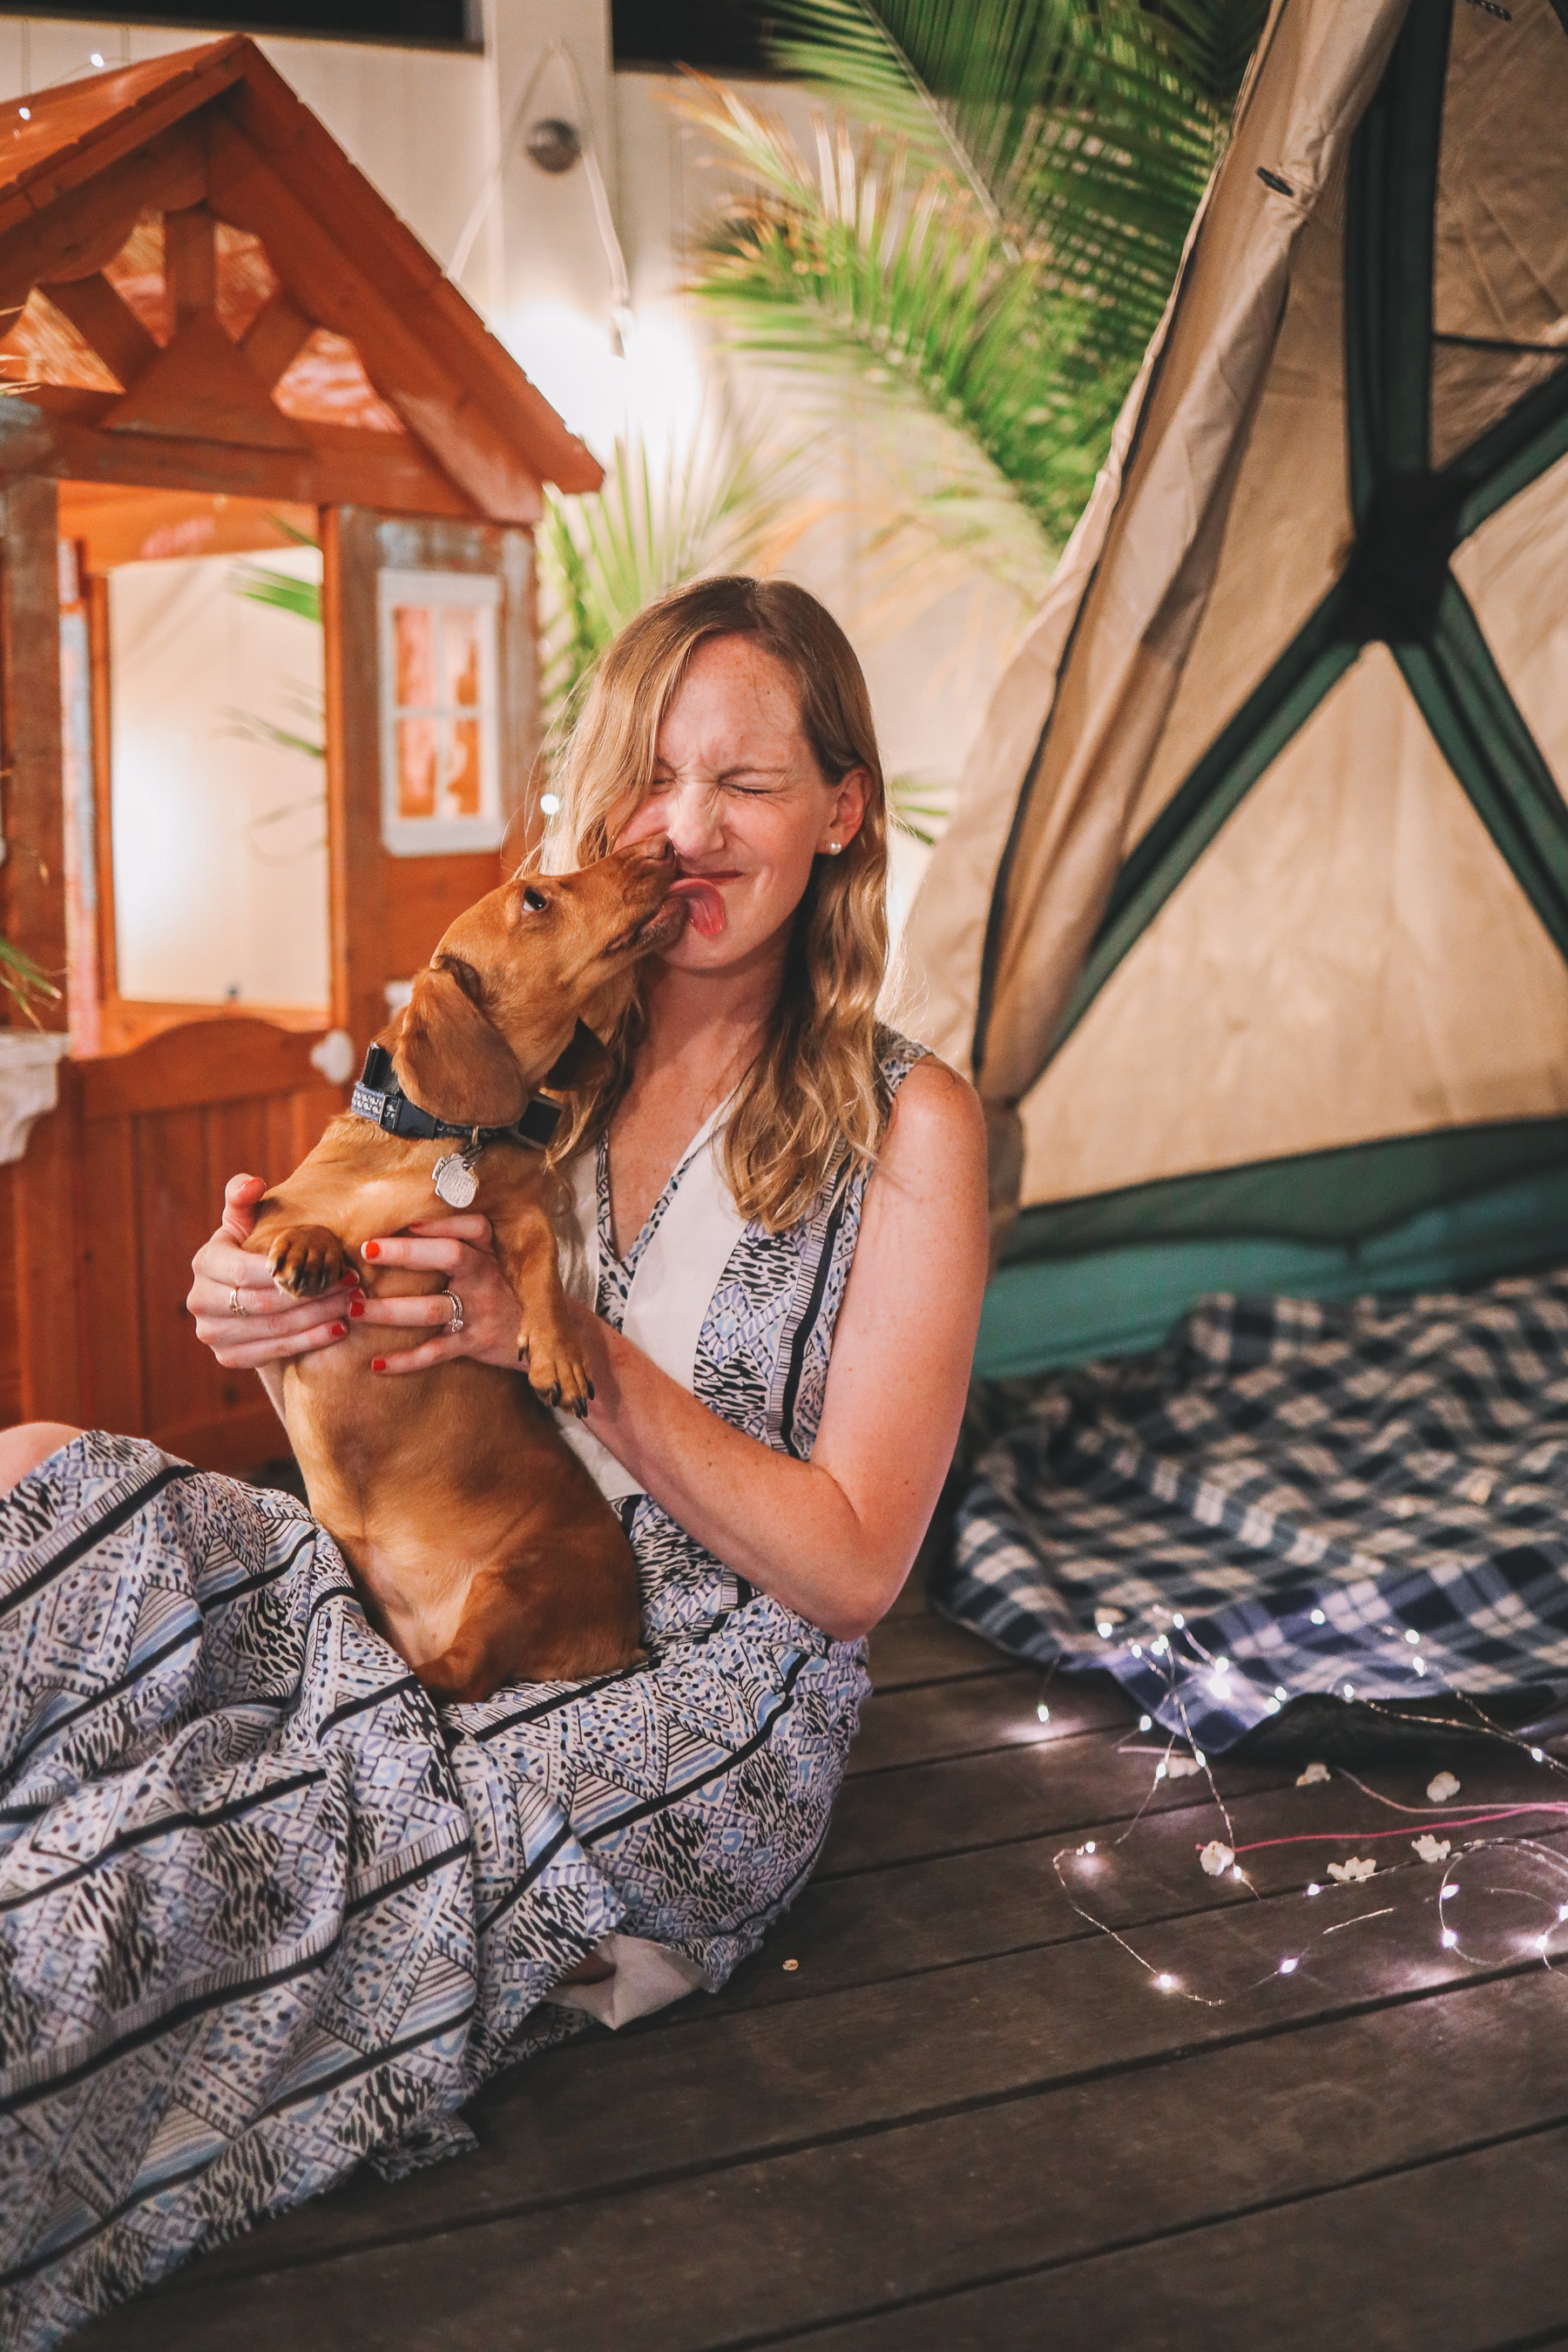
(937, 1272), (1568, 1754)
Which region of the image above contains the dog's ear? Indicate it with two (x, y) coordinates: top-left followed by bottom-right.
(541, 1019), (612, 1093)
(394, 963), (527, 1126)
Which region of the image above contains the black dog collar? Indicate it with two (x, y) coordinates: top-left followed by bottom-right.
(350, 1042), (564, 1153)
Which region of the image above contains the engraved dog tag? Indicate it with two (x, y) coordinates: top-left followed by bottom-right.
(433, 1152), (480, 1209)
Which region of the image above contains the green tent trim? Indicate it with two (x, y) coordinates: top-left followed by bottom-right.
(972, 0), (1568, 1373)
(977, 1125), (1568, 1379)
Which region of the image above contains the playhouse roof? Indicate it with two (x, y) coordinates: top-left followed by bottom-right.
(0, 37), (602, 523)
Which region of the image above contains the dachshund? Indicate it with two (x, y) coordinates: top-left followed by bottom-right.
(241, 834), (686, 1703)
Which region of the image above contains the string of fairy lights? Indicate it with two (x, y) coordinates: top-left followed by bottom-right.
(1037, 1604), (1568, 2008)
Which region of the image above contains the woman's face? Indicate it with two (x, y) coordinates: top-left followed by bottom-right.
(615, 633), (869, 975)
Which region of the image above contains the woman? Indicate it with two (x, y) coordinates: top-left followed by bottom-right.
(0, 578), (986, 2344)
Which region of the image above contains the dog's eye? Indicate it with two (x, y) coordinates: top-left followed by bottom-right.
(521, 887), (547, 913)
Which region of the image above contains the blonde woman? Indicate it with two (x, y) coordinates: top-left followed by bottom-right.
(0, 579), (986, 2332)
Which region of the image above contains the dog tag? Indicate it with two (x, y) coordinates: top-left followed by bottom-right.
(433, 1151), (480, 1209)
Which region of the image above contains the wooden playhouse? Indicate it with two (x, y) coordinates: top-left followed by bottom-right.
(0, 36), (599, 1471)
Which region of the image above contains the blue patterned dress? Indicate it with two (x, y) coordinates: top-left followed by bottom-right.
(0, 1032), (921, 2350)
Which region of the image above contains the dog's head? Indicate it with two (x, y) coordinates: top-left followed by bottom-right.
(391, 835), (685, 1125)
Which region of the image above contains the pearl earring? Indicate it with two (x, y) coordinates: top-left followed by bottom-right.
(825, 841), (842, 855)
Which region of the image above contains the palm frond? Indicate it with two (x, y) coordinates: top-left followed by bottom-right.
(0, 936), (61, 1026)
(230, 562), (322, 626)
(226, 709), (326, 763)
(759, 0), (1267, 372)
(886, 768), (955, 844)
(679, 79), (1112, 570)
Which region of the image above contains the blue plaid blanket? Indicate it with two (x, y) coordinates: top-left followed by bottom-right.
(937, 1273), (1568, 1754)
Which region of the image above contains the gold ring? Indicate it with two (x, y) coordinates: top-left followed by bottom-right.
(228, 1288), (249, 1318)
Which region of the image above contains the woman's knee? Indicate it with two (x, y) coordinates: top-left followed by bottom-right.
(0, 1422), (82, 1493)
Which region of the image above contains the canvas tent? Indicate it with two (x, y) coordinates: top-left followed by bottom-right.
(904, 0), (1568, 1382)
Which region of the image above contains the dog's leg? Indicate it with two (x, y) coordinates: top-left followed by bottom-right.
(265, 1223), (348, 1298)
(490, 1200), (594, 1416)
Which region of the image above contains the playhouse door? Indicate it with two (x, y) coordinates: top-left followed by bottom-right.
(322, 508), (538, 1055)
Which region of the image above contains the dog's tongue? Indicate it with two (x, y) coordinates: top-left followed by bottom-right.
(671, 878), (725, 937)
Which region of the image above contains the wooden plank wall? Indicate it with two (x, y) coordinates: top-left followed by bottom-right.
(71, 1017), (342, 1466)
(324, 507), (536, 1061)
(10, 1017), (341, 1463)
(1, 473), (75, 1429)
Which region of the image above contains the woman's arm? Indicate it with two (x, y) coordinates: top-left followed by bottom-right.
(570, 1059), (988, 1639)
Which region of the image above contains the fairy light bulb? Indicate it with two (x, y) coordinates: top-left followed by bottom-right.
(1307, 1882), (1322, 1896)
(1279, 1956), (1298, 1974)
(1139, 1714), (1152, 1732)
(17, 105), (29, 119)
(1156, 1973), (1176, 1991)
(1036, 1700), (1051, 1722)
(1310, 1608), (1326, 1626)
(1172, 1613), (1185, 1629)
(1531, 1747), (1546, 1763)
(1442, 1928), (1458, 1949)
(1083, 1841), (1096, 1855)
(1405, 1629), (1421, 1645)
(90, 51), (105, 66)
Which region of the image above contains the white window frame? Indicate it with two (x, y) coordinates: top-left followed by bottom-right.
(378, 567), (504, 855)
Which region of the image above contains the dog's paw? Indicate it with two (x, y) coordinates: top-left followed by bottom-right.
(268, 1224), (347, 1298)
(517, 1321), (594, 1417)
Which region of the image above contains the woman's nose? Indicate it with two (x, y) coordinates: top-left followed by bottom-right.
(659, 777), (724, 855)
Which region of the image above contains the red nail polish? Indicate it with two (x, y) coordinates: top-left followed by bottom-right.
(363, 1241), (382, 1260)
(331, 1322), (347, 1338)
(371, 1356), (387, 1372)
(349, 1299), (366, 1319)
(343, 1270), (362, 1288)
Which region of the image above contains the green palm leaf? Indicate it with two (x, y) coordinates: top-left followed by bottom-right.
(760, 0), (1267, 370)
(679, 78), (1109, 586)
(231, 562), (322, 626)
(0, 934), (60, 1025)
(679, 2), (1267, 615)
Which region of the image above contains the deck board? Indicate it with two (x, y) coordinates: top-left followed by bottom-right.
(82, 1605), (1568, 2352)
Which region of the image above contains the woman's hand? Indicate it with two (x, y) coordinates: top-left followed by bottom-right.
(350, 1215), (527, 1375)
(188, 1173), (358, 1370)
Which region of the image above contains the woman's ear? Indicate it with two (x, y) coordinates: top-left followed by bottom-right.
(830, 764), (872, 847)
(394, 966), (528, 1126)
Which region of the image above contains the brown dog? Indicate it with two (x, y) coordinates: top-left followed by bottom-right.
(242, 835), (686, 1703)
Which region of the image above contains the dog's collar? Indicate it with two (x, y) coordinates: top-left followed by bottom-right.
(350, 1042), (564, 1153)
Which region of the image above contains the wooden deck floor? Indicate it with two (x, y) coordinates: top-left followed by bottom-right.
(85, 1578), (1568, 2352)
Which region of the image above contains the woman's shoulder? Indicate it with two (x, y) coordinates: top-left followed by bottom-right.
(875, 1029), (985, 1165)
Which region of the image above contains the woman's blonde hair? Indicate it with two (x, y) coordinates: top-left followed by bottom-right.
(543, 576), (890, 1232)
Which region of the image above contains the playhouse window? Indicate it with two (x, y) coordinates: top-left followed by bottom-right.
(379, 570), (504, 855)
